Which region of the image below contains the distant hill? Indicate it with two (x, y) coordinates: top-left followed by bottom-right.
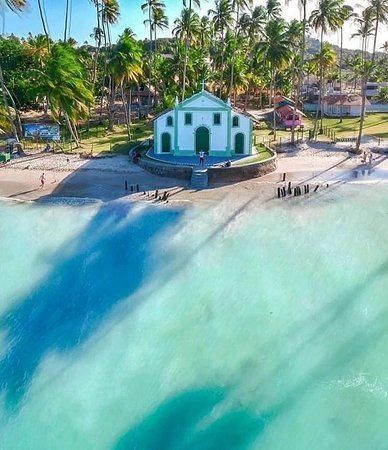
(306, 36), (385, 61)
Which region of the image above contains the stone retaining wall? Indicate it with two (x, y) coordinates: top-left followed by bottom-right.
(138, 157), (192, 179)
(207, 154), (277, 182)
(138, 150), (277, 183)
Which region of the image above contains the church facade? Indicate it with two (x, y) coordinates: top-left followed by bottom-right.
(154, 89), (253, 157)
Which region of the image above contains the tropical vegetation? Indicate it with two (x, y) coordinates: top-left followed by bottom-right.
(1, 0), (388, 152)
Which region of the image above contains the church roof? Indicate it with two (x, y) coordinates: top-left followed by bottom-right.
(177, 89), (231, 110)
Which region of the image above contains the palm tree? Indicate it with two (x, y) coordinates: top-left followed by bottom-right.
(351, 9), (375, 59)
(180, 0), (200, 101)
(99, 0), (120, 122)
(365, 0), (388, 61)
(152, 7), (169, 51)
(240, 6), (266, 109)
(173, 8), (200, 43)
(32, 43), (93, 146)
(108, 30), (143, 138)
(257, 19), (292, 140)
(198, 16), (213, 48)
(310, 42), (337, 132)
(142, 0), (165, 111)
(338, 5), (355, 123)
(310, 0), (345, 135)
(142, 0), (165, 53)
(266, 0), (281, 20)
(346, 55), (363, 91)
(0, 0), (26, 141)
(229, 0), (252, 98)
(1, 0), (26, 10)
(209, 0), (234, 97)
(381, 41), (388, 53)
(286, 19), (304, 144)
(102, 0), (120, 46)
(355, 60), (376, 153)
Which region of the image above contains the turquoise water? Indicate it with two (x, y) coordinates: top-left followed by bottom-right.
(0, 185), (388, 449)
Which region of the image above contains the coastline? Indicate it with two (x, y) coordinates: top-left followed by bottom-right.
(1, 149), (387, 207)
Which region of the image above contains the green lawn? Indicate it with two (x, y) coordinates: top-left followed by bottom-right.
(253, 113), (388, 142)
(320, 114), (388, 139)
(233, 146), (273, 166)
(73, 120), (153, 155)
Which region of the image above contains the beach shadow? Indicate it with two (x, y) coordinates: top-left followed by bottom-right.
(114, 387), (264, 450)
(7, 188), (39, 198)
(45, 159), (186, 202)
(0, 201), (182, 409)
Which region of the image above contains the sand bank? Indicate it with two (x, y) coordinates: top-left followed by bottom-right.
(1, 150), (387, 206)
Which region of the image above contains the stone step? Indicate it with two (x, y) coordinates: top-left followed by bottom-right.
(190, 168), (208, 189)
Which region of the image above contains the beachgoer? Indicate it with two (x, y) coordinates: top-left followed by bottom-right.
(368, 152), (373, 165)
(199, 151), (205, 166)
(44, 143), (51, 152)
(226, 159), (232, 167)
(39, 172), (45, 189)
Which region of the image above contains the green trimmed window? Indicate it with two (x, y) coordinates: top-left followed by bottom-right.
(166, 116), (173, 127)
(184, 113), (192, 125)
(213, 113), (221, 125)
(232, 116), (239, 127)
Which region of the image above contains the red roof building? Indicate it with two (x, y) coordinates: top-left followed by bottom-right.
(323, 94), (370, 117)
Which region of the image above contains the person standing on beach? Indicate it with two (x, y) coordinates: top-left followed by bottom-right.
(39, 173), (45, 189)
(368, 152), (373, 166)
(199, 151), (205, 166)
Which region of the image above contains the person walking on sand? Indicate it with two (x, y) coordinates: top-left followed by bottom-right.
(39, 172), (45, 189)
(199, 150), (205, 166)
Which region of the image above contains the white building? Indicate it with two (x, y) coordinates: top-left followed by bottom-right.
(323, 94), (371, 117)
(153, 88), (253, 157)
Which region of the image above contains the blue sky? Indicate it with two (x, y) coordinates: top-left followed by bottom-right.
(2, 0), (384, 51)
(2, 0), (184, 43)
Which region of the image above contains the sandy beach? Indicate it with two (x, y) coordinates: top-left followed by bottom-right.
(1, 146), (387, 206)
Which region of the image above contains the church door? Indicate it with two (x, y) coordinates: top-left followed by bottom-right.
(195, 126), (210, 154)
(161, 132), (171, 153)
(235, 133), (245, 154)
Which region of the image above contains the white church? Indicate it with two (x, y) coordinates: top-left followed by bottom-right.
(153, 87), (253, 157)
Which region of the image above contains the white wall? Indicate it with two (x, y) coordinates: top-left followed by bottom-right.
(154, 97), (252, 155)
(231, 113), (251, 154)
(177, 110), (228, 153)
(154, 112), (174, 154)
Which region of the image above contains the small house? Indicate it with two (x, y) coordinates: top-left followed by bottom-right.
(274, 96), (305, 129)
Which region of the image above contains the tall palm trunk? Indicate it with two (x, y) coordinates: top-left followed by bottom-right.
(147, 1), (153, 112)
(339, 26), (344, 123)
(372, 15), (379, 62)
(0, 65), (19, 141)
(64, 113), (80, 147)
(37, 0), (50, 48)
(313, 28), (324, 137)
(92, 0), (102, 85)
(182, 0), (192, 100)
(64, 0), (70, 42)
(120, 81), (131, 139)
(98, 18), (109, 124)
(271, 69), (277, 141)
(355, 77), (367, 153)
(3, 82), (22, 137)
(291, 0), (307, 145)
(219, 29), (226, 97)
(229, 4), (240, 98)
(108, 79), (115, 131)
